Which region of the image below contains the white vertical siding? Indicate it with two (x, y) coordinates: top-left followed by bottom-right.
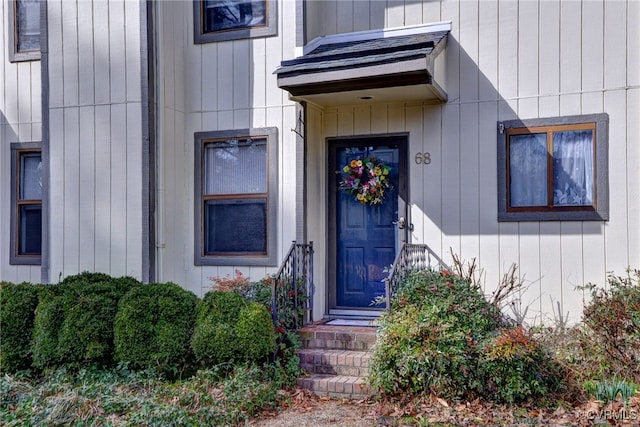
(302, 0), (639, 322)
(0, 1), (42, 283)
(156, 0), (298, 296)
(46, 0), (145, 281)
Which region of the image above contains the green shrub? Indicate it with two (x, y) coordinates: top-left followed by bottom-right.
(191, 291), (248, 366)
(114, 283), (198, 376)
(581, 269), (640, 382)
(0, 282), (41, 372)
(31, 286), (66, 369)
(56, 279), (138, 366)
(478, 326), (560, 403)
(236, 303), (276, 362)
(370, 270), (503, 398)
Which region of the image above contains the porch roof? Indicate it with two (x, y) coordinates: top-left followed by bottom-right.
(275, 22), (450, 106)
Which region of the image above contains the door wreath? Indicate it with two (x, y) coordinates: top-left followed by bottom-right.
(339, 157), (391, 205)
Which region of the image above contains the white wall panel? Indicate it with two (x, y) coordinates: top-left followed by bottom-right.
(78, 106), (96, 273)
(582, 0), (603, 92)
(78, 0), (95, 106)
(628, 0), (639, 87)
(93, 0), (111, 105)
(125, 0), (141, 102)
(109, 0), (126, 104)
(62, 0), (79, 107)
(63, 107), (80, 276)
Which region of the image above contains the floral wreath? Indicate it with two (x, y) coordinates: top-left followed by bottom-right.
(339, 156), (391, 205)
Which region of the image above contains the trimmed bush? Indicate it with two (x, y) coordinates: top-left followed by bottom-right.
(0, 282), (41, 372)
(114, 283), (198, 376)
(191, 291), (248, 366)
(31, 286), (66, 369)
(236, 302), (276, 362)
(56, 278), (139, 365)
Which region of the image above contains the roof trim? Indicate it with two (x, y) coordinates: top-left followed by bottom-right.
(302, 21), (452, 55)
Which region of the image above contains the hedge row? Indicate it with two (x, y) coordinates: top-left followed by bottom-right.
(0, 273), (276, 376)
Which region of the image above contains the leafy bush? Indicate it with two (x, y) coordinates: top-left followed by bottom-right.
(56, 278), (138, 365)
(191, 291), (248, 366)
(479, 326), (560, 403)
(370, 269), (558, 403)
(236, 303), (276, 362)
(209, 270), (272, 310)
(114, 283), (198, 376)
(31, 286), (66, 369)
(370, 270), (502, 398)
(0, 283), (41, 372)
(581, 269), (640, 382)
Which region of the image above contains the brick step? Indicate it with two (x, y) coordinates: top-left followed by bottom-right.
(298, 348), (371, 376)
(297, 324), (378, 351)
(297, 373), (371, 399)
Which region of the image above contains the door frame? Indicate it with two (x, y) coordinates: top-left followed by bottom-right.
(327, 133), (409, 313)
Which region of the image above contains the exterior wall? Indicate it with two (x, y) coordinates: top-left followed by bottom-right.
(155, 1), (299, 296)
(305, 0), (639, 323)
(45, 0), (145, 281)
(0, 1), (42, 283)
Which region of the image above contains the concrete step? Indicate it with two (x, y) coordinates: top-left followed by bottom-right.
(297, 373), (371, 399)
(297, 324), (378, 351)
(298, 348), (371, 376)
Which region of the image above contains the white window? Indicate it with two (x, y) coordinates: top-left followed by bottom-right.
(9, 0), (41, 62)
(194, 0), (277, 43)
(194, 128), (278, 265)
(498, 114), (609, 222)
(11, 143), (42, 264)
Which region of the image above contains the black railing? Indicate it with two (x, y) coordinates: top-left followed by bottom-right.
(384, 243), (449, 310)
(271, 241), (314, 331)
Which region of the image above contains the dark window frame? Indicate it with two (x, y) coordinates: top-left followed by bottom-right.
(10, 142), (42, 265)
(497, 113), (609, 222)
(8, 0), (41, 62)
(193, 0), (277, 44)
(194, 127), (278, 266)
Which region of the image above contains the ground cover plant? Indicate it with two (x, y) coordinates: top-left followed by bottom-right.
(0, 362), (300, 426)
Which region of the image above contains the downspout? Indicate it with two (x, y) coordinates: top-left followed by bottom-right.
(40, 0), (50, 283)
(154, 2), (165, 282)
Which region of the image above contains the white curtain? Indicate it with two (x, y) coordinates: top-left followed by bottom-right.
(553, 130), (593, 206)
(205, 139), (267, 195)
(21, 154), (42, 200)
(509, 133), (548, 207)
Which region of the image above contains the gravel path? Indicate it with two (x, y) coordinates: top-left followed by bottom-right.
(249, 396), (379, 427)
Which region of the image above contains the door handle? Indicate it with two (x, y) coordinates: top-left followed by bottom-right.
(392, 217), (407, 229)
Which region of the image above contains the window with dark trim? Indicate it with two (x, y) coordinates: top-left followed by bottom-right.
(8, 0), (41, 62)
(194, 128), (278, 266)
(498, 114), (609, 222)
(11, 143), (42, 264)
(193, 0), (277, 43)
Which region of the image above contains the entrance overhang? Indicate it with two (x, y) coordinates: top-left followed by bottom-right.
(275, 22), (451, 106)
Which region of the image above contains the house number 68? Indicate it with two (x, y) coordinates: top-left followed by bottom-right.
(414, 152), (432, 165)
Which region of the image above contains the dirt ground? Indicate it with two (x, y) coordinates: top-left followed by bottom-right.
(248, 388), (640, 426)
(248, 389), (379, 427)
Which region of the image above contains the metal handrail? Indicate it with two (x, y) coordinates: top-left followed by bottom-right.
(383, 243), (449, 310)
(271, 241), (314, 331)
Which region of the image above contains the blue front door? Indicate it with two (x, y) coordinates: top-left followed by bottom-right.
(329, 137), (407, 309)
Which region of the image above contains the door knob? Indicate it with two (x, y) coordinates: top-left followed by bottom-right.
(392, 217), (407, 229)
